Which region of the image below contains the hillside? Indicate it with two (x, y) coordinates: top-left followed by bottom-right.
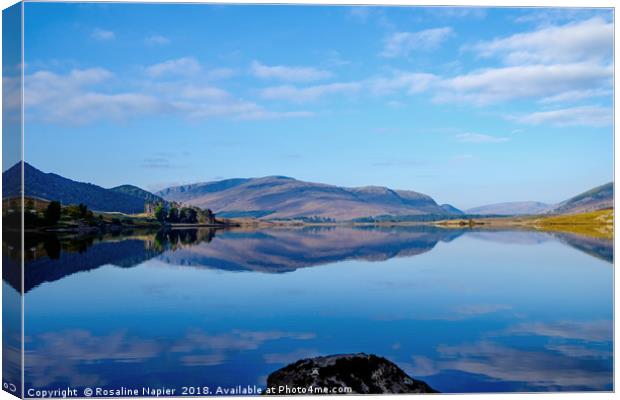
(466, 201), (552, 216)
(548, 182), (613, 215)
(467, 183), (613, 216)
(157, 176), (457, 221)
(2, 162), (150, 214)
(440, 204), (464, 215)
(110, 184), (166, 204)
(534, 209), (613, 239)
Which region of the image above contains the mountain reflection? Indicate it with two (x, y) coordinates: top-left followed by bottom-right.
(4, 226), (612, 293)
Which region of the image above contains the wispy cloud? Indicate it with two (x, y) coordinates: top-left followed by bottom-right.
(369, 72), (438, 95)
(25, 67), (312, 125)
(513, 106), (612, 127)
(250, 60), (333, 82)
(455, 132), (509, 143)
(435, 63), (611, 105)
(91, 28), (115, 41)
(145, 34), (170, 46)
(466, 17), (612, 65)
(25, 68), (166, 124)
(260, 82), (361, 103)
(146, 57), (202, 78)
(381, 27), (453, 58)
(539, 88), (612, 104)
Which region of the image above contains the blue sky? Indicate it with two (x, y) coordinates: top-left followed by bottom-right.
(20, 4), (613, 209)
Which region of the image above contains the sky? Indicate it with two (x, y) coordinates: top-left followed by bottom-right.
(17, 3), (614, 209)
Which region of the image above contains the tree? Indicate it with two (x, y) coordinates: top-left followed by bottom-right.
(179, 208), (188, 223)
(78, 203), (88, 218)
(44, 201), (61, 225)
(168, 207), (179, 223)
(186, 208), (198, 223)
(154, 204), (167, 223)
(65, 203), (90, 219)
(201, 208), (214, 224)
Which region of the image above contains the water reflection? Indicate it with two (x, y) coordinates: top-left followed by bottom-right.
(6, 226), (614, 393)
(7, 227), (612, 294)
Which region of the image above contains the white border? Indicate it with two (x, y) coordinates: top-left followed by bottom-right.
(0, 1), (616, 400)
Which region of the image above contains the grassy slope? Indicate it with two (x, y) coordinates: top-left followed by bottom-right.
(531, 209), (613, 239)
(435, 209), (613, 240)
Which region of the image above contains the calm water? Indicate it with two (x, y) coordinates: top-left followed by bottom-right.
(5, 226), (614, 394)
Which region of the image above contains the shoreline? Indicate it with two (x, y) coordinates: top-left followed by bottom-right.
(9, 209), (613, 241)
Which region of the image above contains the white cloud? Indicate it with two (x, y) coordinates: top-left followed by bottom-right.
(539, 89), (612, 104)
(468, 17), (612, 65)
(435, 63), (612, 105)
(50, 93), (165, 124)
(239, 110), (314, 120)
(146, 57), (202, 78)
(260, 82), (361, 103)
(25, 69), (166, 124)
(175, 99), (312, 121)
(91, 28), (115, 41)
(456, 132), (509, 143)
(250, 60), (332, 82)
(25, 68), (113, 107)
(381, 27), (453, 58)
(178, 85), (230, 100)
(514, 106), (612, 127)
(514, 9), (609, 26)
(369, 72), (439, 95)
(362, 18), (612, 117)
(25, 67), (312, 125)
(145, 35), (170, 46)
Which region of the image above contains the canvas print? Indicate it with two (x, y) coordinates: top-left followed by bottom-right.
(2, 2), (614, 397)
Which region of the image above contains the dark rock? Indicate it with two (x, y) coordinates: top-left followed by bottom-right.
(265, 353), (437, 395)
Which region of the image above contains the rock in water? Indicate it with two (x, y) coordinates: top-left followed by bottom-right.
(265, 353), (437, 394)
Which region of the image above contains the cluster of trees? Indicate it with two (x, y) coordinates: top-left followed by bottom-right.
(13, 197), (217, 229)
(17, 199), (96, 228)
(43, 201), (96, 225)
(153, 204), (215, 225)
(43, 201), (62, 224)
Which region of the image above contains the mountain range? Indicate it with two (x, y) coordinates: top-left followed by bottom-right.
(2, 162), (613, 220)
(3, 163), (164, 214)
(466, 201), (553, 216)
(156, 176), (461, 220)
(466, 182), (613, 216)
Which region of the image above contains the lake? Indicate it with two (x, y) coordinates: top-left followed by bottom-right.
(4, 226), (613, 394)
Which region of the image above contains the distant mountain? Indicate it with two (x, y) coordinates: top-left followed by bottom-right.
(440, 204), (464, 215)
(548, 182), (613, 215)
(466, 182), (614, 216)
(2, 163), (152, 214)
(110, 184), (165, 205)
(157, 176), (458, 221)
(466, 201), (553, 216)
